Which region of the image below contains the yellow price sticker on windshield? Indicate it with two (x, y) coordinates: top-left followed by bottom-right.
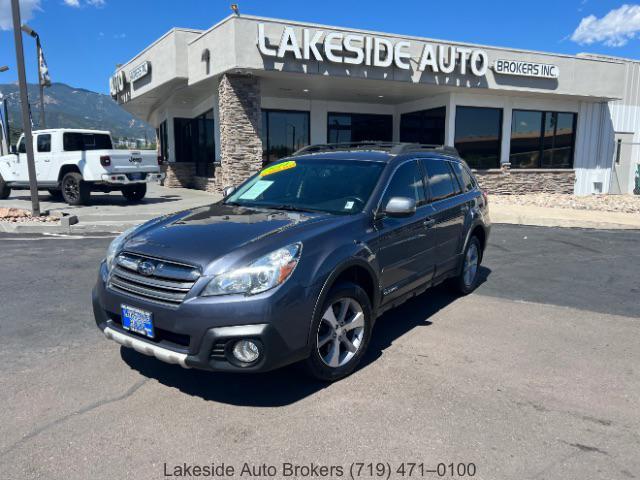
(260, 160), (296, 177)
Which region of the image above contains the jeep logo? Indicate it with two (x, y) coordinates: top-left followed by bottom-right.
(129, 156), (142, 164)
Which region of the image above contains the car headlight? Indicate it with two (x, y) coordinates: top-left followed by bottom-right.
(105, 226), (138, 270)
(202, 243), (302, 296)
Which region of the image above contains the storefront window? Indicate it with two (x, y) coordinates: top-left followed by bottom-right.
(400, 107), (446, 145)
(174, 109), (216, 177)
(327, 113), (392, 143)
(510, 110), (577, 169)
(454, 106), (503, 169)
(262, 109), (310, 163)
(157, 120), (168, 163)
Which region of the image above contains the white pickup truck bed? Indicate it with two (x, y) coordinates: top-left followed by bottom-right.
(0, 129), (164, 205)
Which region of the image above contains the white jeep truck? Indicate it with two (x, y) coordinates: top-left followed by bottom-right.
(0, 129), (164, 205)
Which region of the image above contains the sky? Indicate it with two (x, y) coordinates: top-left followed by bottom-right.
(1, 0), (640, 94)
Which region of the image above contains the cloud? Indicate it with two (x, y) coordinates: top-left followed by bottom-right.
(63, 0), (106, 8)
(571, 4), (640, 47)
(0, 0), (41, 30)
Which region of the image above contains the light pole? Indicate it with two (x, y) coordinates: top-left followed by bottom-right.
(21, 23), (47, 129)
(0, 66), (9, 155)
(11, 0), (40, 216)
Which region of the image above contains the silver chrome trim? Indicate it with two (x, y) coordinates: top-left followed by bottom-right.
(100, 172), (165, 185)
(103, 327), (190, 368)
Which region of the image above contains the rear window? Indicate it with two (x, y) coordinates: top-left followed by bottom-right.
(422, 158), (459, 202)
(63, 132), (112, 151)
(450, 161), (476, 192)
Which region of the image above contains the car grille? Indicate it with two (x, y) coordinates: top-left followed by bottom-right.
(108, 252), (200, 307)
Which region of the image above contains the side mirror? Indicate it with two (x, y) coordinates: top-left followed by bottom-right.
(10, 145), (17, 154)
(383, 196), (416, 218)
(223, 185), (236, 197)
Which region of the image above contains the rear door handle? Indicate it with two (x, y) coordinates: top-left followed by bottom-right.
(423, 218), (436, 228)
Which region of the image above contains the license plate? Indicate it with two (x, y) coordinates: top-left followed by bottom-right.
(121, 305), (154, 338)
(128, 172), (144, 180)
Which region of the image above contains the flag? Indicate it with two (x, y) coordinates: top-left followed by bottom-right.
(38, 43), (52, 87)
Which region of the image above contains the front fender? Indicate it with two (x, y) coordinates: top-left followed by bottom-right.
(304, 245), (381, 348)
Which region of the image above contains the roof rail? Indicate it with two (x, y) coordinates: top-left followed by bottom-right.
(292, 142), (459, 157)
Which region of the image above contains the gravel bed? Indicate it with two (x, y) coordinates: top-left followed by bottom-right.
(490, 194), (640, 214)
(0, 207), (60, 223)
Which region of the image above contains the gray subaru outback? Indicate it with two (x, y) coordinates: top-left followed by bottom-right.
(93, 143), (490, 381)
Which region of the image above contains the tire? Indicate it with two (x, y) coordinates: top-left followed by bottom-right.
(61, 172), (90, 206)
(48, 189), (63, 201)
(304, 282), (373, 382)
(122, 184), (147, 202)
(0, 174), (10, 200)
(452, 236), (482, 295)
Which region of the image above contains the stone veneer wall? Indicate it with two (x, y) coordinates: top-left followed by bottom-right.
(161, 163), (196, 188)
(475, 167), (576, 195)
(214, 73), (263, 192)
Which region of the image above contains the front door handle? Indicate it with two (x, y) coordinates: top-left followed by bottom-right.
(423, 218), (436, 228)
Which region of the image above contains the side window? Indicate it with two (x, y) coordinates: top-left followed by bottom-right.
(37, 134), (51, 153)
(17, 138), (26, 153)
(381, 161), (426, 207)
(422, 158), (458, 202)
(450, 161), (475, 192)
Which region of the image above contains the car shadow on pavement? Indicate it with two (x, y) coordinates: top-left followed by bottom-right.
(121, 267), (491, 407)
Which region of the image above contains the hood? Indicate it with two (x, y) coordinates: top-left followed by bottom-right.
(122, 203), (333, 269)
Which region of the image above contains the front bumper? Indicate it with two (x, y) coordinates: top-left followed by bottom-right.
(93, 265), (318, 373)
(100, 172), (165, 185)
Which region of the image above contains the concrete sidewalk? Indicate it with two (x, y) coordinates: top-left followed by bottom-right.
(0, 183), (220, 233)
(490, 203), (640, 230)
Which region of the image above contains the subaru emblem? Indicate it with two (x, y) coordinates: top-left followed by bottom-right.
(137, 261), (156, 276)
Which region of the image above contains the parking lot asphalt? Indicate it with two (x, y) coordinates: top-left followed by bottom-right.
(0, 225), (638, 480)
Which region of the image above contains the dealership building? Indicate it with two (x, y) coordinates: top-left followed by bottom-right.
(110, 14), (640, 195)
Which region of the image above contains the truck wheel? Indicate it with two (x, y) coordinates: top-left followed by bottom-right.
(0, 174), (10, 200)
(304, 282), (372, 382)
(122, 184), (147, 202)
(61, 172), (90, 206)
(48, 189), (63, 201)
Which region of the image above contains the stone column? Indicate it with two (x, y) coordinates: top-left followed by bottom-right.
(215, 73), (263, 192)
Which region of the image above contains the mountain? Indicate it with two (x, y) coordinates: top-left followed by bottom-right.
(0, 82), (155, 144)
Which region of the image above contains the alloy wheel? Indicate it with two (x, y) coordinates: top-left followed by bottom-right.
(63, 178), (79, 202)
(463, 242), (479, 287)
(317, 298), (365, 368)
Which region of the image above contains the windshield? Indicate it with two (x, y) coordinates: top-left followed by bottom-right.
(225, 158), (385, 215)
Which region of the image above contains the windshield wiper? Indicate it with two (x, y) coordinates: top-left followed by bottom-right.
(264, 204), (321, 214)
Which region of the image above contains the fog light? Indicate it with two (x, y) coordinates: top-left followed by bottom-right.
(232, 340), (260, 364)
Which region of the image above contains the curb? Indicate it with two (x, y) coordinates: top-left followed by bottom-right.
(491, 214), (640, 230)
(0, 214), (80, 234)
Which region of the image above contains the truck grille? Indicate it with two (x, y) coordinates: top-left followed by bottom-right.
(108, 253), (200, 307)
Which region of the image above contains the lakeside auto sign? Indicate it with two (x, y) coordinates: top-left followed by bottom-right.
(492, 59), (559, 79)
(257, 24), (490, 76)
(257, 24), (561, 81)
(110, 61), (151, 98)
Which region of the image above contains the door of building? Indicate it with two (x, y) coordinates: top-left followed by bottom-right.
(610, 132), (635, 194)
